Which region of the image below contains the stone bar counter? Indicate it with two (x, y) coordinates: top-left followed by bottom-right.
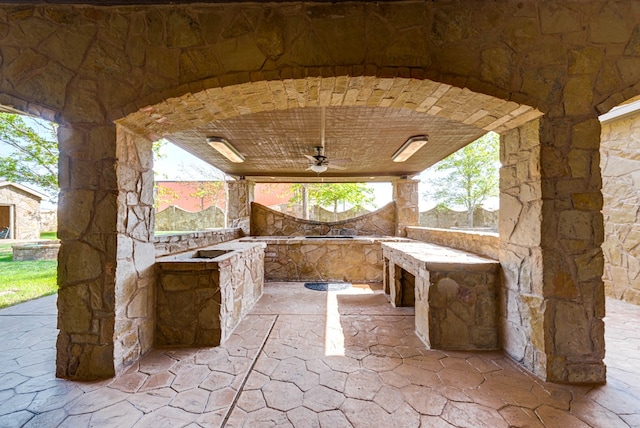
(239, 236), (405, 283)
(155, 240), (266, 347)
(382, 241), (500, 351)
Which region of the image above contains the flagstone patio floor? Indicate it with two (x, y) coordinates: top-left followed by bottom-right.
(0, 282), (639, 427)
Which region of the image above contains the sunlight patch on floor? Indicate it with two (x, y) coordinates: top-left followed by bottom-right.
(323, 283), (376, 356)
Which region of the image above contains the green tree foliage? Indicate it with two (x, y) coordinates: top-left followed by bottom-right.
(190, 181), (225, 210)
(0, 113), (58, 194)
(290, 182), (374, 221)
(422, 132), (499, 227)
(0, 113), (167, 200)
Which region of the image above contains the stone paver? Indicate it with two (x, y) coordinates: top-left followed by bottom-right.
(0, 285), (639, 427)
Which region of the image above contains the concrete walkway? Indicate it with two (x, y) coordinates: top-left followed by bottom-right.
(0, 283), (639, 427)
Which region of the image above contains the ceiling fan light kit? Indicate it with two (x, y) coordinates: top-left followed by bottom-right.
(309, 164), (328, 173)
(392, 135), (429, 162)
(206, 136), (245, 163)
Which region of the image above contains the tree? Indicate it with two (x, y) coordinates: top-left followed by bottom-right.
(290, 183), (375, 221)
(422, 132), (499, 227)
(0, 113), (166, 200)
(189, 181), (225, 211)
(154, 184), (179, 209)
(0, 113), (58, 195)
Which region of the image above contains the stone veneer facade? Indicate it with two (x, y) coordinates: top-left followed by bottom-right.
(601, 107), (640, 305)
(0, 1), (635, 383)
(251, 201), (395, 236)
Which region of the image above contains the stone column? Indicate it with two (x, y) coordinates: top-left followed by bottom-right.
(500, 117), (605, 383)
(393, 178), (419, 237)
(56, 124), (119, 379)
(56, 124), (156, 380)
(113, 126), (156, 374)
(228, 179), (253, 235)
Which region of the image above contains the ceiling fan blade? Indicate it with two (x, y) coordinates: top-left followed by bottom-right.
(303, 154), (317, 162)
(327, 163), (346, 170)
(327, 158), (351, 165)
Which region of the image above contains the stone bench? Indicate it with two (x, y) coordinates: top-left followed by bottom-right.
(382, 241), (499, 351)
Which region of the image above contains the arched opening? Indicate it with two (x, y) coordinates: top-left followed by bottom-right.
(0, 104), (60, 308)
(111, 75), (546, 374)
(599, 95), (640, 406)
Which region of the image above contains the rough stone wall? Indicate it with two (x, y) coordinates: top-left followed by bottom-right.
(406, 226), (499, 260)
(252, 237), (385, 282)
(541, 115), (606, 384)
(113, 127), (156, 375)
(0, 186), (41, 240)
(313, 206), (371, 223)
(501, 118), (605, 383)
(1, 1), (634, 382)
(500, 121), (546, 381)
(419, 207), (498, 231)
(601, 112), (640, 305)
(12, 241), (60, 261)
(56, 124), (119, 379)
(393, 179), (420, 237)
(40, 210), (57, 233)
(154, 228), (242, 257)
(251, 202), (395, 236)
(156, 242), (265, 347)
(154, 205), (225, 231)
(228, 180), (253, 235)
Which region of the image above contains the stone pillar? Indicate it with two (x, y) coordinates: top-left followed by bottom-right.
(113, 126), (156, 374)
(393, 178), (419, 237)
(56, 124), (119, 379)
(500, 117), (605, 383)
(228, 179), (253, 235)
(56, 124), (156, 380)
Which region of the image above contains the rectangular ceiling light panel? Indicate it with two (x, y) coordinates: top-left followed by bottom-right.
(206, 137), (245, 163)
(392, 135), (429, 162)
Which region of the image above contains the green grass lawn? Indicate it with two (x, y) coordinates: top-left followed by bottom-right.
(0, 233), (58, 309)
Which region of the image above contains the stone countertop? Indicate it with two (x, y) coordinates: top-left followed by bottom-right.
(382, 241), (499, 271)
(155, 240), (266, 268)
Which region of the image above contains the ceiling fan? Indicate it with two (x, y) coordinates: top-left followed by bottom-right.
(302, 107), (349, 174)
(304, 146), (347, 173)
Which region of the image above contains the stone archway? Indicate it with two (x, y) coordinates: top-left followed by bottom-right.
(1, 2), (637, 383)
(113, 74), (585, 384)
